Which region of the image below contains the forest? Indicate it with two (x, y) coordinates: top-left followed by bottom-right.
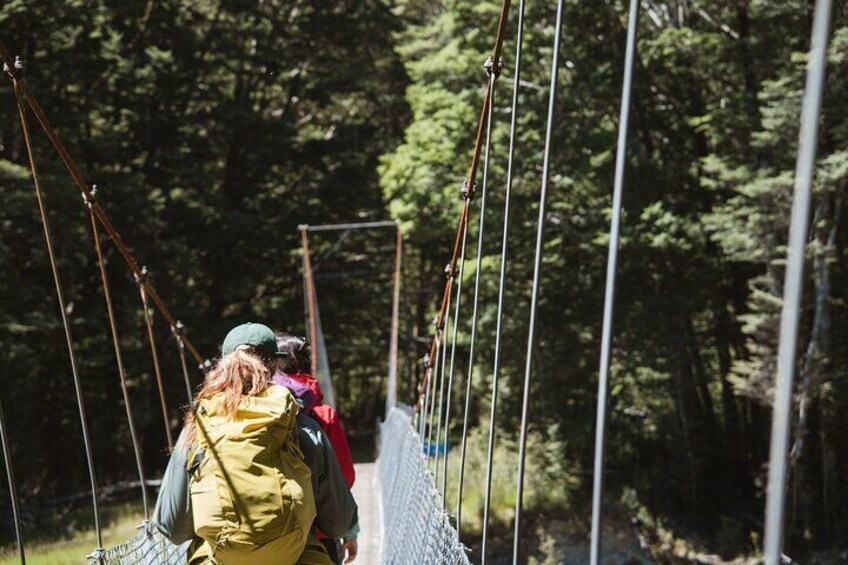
(0, 0), (846, 563)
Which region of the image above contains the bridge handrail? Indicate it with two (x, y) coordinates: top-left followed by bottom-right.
(379, 407), (469, 565)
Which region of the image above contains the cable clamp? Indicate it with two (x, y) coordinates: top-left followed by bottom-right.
(461, 179), (475, 201)
(172, 320), (187, 338)
(82, 184), (98, 209)
(483, 56), (504, 78)
(3, 56), (23, 76)
(198, 358), (213, 372)
(134, 266), (149, 286)
(136, 519), (155, 538)
(444, 263), (455, 279)
(423, 353), (432, 370)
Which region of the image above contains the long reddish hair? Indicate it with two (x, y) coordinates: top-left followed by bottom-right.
(183, 348), (273, 446)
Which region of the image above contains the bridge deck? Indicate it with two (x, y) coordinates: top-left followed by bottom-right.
(352, 462), (383, 563)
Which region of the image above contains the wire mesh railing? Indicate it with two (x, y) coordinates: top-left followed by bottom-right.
(379, 406), (470, 565)
(89, 523), (188, 565)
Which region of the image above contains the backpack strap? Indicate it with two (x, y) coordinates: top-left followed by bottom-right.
(193, 403), (240, 546)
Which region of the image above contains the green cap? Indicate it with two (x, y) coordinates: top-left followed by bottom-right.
(221, 323), (280, 360)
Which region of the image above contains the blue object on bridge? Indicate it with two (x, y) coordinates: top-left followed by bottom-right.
(423, 440), (448, 457)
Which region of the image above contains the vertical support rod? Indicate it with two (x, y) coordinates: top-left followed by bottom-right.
(457, 71), (497, 536)
(763, 0), (833, 562)
(426, 334), (442, 464)
(434, 282), (452, 484)
(420, 342), (437, 439)
(300, 227), (321, 378)
(589, 1), (640, 562)
(139, 281), (174, 451)
(0, 389), (26, 565)
(89, 208), (150, 521)
(512, 0), (565, 560)
(14, 78), (103, 549)
(441, 211), (470, 507)
(386, 222), (404, 417)
(175, 331), (195, 404)
(481, 0), (527, 560)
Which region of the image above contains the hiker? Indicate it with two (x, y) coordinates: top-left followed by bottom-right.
(273, 334), (358, 564)
(153, 323), (357, 565)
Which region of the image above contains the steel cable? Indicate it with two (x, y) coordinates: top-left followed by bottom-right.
(0, 40), (204, 367)
(480, 0), (526, 559)
(0, 389), (25, 565)
(173, 323), (195, 404)
(512, 0), (566, 560)
(441, 211), (470, 507)
(426, 334), (442, 464)
(589, 1), (640, 562)
(87, 198), (151, 521)
(763, 0), (833, 563)
(419, 353), (432, 438)
(138, 276), (174, 451)
(457, 70), (497, 535)
(420, 0), (514, 374)
(433, 287), (452, 480)
(386, 223), (404, 417)
(14, 77), (103, 549)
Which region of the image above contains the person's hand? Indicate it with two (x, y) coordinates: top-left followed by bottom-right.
(342, 537), (358, 563)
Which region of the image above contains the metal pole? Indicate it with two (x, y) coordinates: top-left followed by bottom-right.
(589, 1), (640, 563)
(0, 388), (26, 564)
(513, 0), (565, 559)
(301, 220), (399, 232)
(386, 222), (403, 417)
(763, 1), (833, 562)
(300, 228), (321, 378)
(481, 0), (526, 560)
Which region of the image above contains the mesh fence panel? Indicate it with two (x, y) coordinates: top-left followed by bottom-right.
(89, 523), (189, 565)
(379, 407), (470, 565)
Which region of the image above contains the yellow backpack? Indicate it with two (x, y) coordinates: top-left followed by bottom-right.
(189, 384), (318, 565)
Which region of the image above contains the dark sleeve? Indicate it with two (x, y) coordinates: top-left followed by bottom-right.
(298, 415), (359, 538)
(152, 428), (196, 544)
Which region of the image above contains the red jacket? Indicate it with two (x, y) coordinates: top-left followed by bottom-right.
(287, 373), (356, 488)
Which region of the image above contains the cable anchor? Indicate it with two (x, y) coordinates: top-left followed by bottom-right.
(461, 179), (475, 201)
(3, 56), (23, 76)
(484, 56), (504, 78)
(172, 321), (187, 339)
(134, 266), (149, 286)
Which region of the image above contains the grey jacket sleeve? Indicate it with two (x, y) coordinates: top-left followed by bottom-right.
(297, 414), (359, 538)
(152, 428), (196, 544)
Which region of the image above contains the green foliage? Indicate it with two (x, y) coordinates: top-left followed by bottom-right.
(1, 0), (848, 561)
(387, 0), (848, 559)
(0, 0), (409, 539)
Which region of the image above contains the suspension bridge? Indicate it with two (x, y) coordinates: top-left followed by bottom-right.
(0, 0), (836, 562)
